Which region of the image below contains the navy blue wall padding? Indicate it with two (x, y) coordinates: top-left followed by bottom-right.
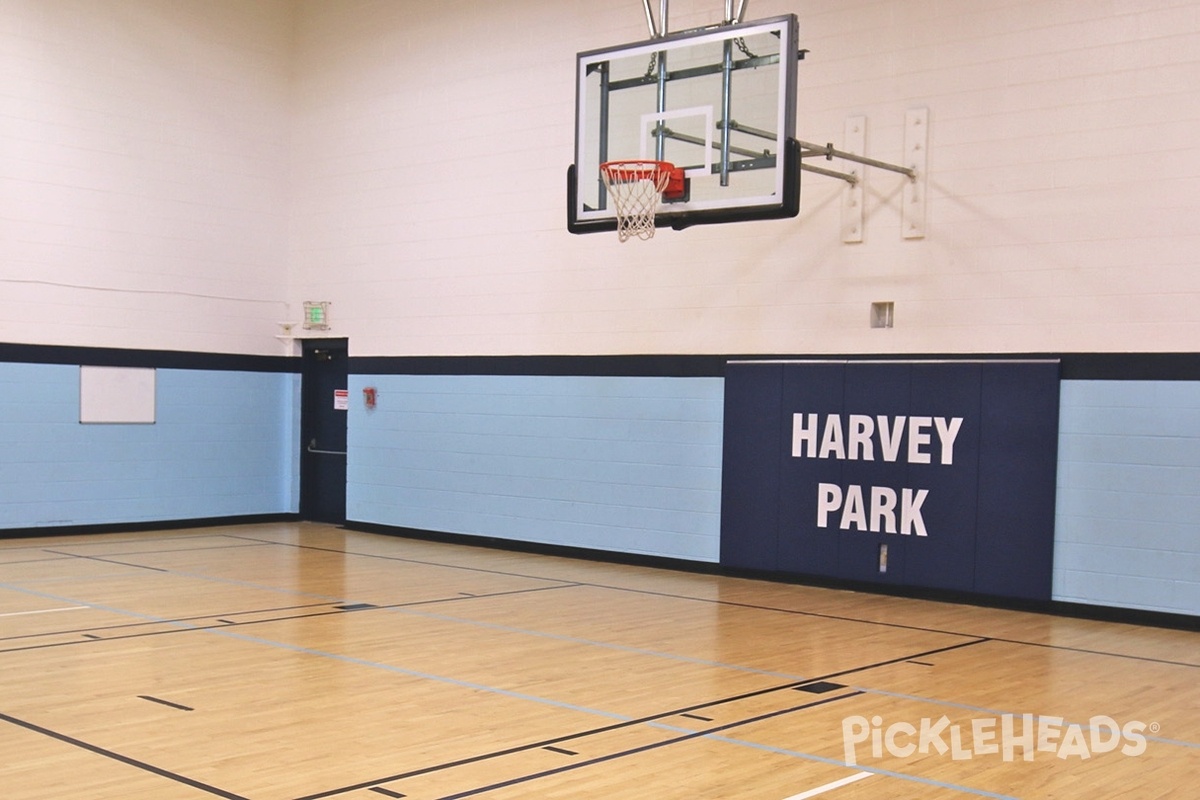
(973, 362), (1061, 599)
(901, 362), (981, 592)
(776, 362), (845, 577)
(720, 359), (1060, 601)
(834, 363), (914, 586)
(719, 362), (783, 570)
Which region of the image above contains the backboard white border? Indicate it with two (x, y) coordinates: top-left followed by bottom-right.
(640, 106), (714, 178)
(574, 15), (797, 224)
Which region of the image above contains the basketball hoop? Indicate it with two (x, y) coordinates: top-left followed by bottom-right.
(600, 160), (684, 242)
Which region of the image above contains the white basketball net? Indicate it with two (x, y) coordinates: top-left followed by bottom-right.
(601, 162), (672, 242)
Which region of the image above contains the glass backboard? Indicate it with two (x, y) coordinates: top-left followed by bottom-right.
(569, 15), (800, 234)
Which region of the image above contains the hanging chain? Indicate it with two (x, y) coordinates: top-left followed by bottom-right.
(644, 28), (756, 81)
(644, 51), (658, 80)
(733, 36), (757, 59)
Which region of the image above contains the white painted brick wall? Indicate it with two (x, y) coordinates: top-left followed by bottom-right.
(288, 0), (1200, 357)
(8, 1), (1197, 357)
(0, 0), (292, 355)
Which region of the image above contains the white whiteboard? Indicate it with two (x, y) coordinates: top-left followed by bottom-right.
(80, 366), (156, 424)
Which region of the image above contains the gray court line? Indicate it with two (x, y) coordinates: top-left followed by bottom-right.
(0, 582), (171, 626)
(191, 625), (634, 722)
(389, 603), (814, 681)
(13, 557), (349, 602)
(291, 641), (992, 800)
(0, 572), (152, 588)
(237, 534), (1200, 669)
(225, 533), (606, 586)
(14, 533), (1190, 798)
(652, 724), (1017, 800)
(0, 601), (337, 647)
(0, 555), (88, 567)
(10, 541), (558, 612)
(1, 580), (991, 786)
(0, 531), (242, 554)
(47, 541), (273, 559)
(0, 536), (264, 573)
(0, 581), (634, 723)
(10, 540), (1171, 797)
(44, 550), (171, 572)
(14, 550), (1189, 759)
(0, 606), (88, 618)
(854, 686), (1200, 751)
(1, 548), (985, 700)
(428, 693), (869, 800)
(0, 586), (583, 653)
(1, 544), (330, 598)
(9, 542), (840, 686)
(6, 543), (819, 682)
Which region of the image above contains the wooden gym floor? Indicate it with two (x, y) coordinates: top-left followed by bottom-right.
(0, 522), (1196, 799)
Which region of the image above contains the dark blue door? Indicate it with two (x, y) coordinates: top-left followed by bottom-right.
(300, 339), (348, 524)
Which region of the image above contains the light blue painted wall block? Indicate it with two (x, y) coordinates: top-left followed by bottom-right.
(0, 364), (297, 528)
(1054, 380), (1200, 615)
(346, 374), (724, 562)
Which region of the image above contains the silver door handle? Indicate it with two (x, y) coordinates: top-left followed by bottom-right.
(307, 438), (347, 456)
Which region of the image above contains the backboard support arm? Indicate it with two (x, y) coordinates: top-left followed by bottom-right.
(641, 0), (659, 38)
(797, 139), (917, 181)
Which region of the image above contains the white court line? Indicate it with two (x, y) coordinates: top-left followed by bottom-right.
(0, 606), (88, 618)
(784, 770), (873, 799)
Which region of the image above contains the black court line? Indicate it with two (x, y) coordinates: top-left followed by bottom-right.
(290, 639), (986, 800)
(0, 545), (230, 572)
(0, 710), (248, 800)
(397, 583), (582, 608)
(45, 541), (272, 561)
(230, 534), (1200, 669)
(0, 555), (86, 567)
(598, 589), (1200, 669)
(963, 636), (1200, 670)
(139, 695), (193, 712)
(42, 550), (170, 573)
(907, 660), (934, 666)
(225, 535), (578, 587)
(0, 602), (334, 645)
(0, 532), (252, 554)
(369, 788), (406, 798)
(10, 530), (1191, 795)
(679, 713), (712, 721)
(436, 691), (866, 800)
(0, 585), (579, 655)
(542, 746), (577, 756)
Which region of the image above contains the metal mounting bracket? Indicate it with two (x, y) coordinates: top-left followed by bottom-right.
(902, 107), (929, 239)
(795, 108), (929, 241)
(841, 116), (866, 243)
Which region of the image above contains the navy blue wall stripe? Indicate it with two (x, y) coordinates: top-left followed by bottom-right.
(349, 354), (727, 377)
(2, 344), (1194, 380)
(0, 514), (299, 540)
(0, 342), (297, 373)
(350, 353), (1200, 380)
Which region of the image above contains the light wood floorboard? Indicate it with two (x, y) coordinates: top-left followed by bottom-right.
(0, 522), (1195, 799)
